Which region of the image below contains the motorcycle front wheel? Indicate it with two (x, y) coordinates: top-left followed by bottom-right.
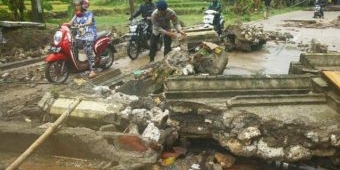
(45, 60), (69, 83)
(127, 40), (140, 60)
(100, 48), (114, 69)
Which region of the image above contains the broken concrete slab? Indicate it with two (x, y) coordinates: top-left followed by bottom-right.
(166, 99), (340, 162)
(290, 53), (340, 74)
(165, 74), (314, 100)
(226, 93), (326, 107)
(0, 120), (158, 169)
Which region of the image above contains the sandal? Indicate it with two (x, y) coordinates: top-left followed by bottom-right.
(89, 71), (96, 79)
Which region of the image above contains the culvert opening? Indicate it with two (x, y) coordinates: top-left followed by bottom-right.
(163, 137), (340, 170)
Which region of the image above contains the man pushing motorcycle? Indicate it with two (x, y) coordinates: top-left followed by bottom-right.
(314, 0), (326, 19)
(129, 0), (156, 33)
(67, 0), (97, 78)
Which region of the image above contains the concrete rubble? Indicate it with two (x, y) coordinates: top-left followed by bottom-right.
(2, 48), (339, 169)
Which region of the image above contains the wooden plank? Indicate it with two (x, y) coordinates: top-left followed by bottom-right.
(322, 71), (340, 90)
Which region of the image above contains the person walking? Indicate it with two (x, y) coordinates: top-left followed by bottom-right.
(67, 0), (97, 78)
(263, 0), (271, 19)
(149, 0), (186, 62)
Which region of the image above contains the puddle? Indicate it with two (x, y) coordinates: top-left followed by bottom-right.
(224, 41), (301, 75)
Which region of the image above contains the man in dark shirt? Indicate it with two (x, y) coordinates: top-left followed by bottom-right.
(208, 0), (222, 12)
(129, 0), (156, 20)
(314, 0), (326, 18)
(129, 0), (156, 33)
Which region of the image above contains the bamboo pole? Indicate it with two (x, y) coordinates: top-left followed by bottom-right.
(5, 98), (82, 170)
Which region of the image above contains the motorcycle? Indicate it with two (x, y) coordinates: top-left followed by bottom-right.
(127, 18), (162, 60)
(202, 9), (224, 36)
(44, 24), (116, 83)
(313, 4), (323, 18)
(127, 18), (152, 60)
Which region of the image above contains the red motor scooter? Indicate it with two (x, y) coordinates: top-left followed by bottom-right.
(44, 24), (116, 83)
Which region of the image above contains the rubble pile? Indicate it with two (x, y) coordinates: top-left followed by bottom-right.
(191, 42), (228, 75)
(223, 23), (267, 52)
(298, 38), (328, 53)
(165, 42), (228, 76)
(265, 31), (294, 42)
(0, 27), (51, 64)
(330, 15), (340, 29)
(0, 64), (45, 83)
(308, 39), (328, 53)
(36, 87), (242, 170)
(282, 20), (335, 29)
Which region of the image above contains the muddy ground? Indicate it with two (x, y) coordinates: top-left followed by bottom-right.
(0, 10), (340, 169)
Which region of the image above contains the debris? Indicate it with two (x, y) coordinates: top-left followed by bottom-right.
(308, 39), (328, 53)
(214, 152), (236, 168)
(192, 42), (228, 75)
(161, 156), (176, 166)
(223, 23), (266, 52)
(190, 163), (201, 170)
(142, 122), (161, 142)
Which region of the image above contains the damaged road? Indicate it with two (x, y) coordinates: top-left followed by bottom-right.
(1, 10), (340, 170)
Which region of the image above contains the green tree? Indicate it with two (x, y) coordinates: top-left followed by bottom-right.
(1, 0), (25, 20)
(1, 0), (54, 21)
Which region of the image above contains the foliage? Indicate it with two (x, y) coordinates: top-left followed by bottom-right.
(0, 9), (12, 20)
(232, 0), (254, 15)
(0, 0), (306, 31)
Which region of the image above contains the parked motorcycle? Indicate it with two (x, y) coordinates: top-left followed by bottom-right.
(313, 4), (323, 18)
(202, 9), (224, 36)
(127, 18), (152, 60)
(44, 24), (116, 83)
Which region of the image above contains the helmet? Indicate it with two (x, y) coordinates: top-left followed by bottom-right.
(156, 0), (167, 10)
(82, 0), (89, 10)
(73, 0), (89, 10)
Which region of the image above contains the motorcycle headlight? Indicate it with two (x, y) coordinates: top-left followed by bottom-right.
(53, 31), (63, 45)
(130, 25), (137, 33)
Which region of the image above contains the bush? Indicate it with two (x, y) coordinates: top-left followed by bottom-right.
(0, 9), (13, 20)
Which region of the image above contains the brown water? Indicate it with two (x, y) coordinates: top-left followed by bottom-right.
(224, 41), (301, 75)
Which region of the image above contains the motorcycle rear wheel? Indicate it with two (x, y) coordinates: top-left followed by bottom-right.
(45, 60), (69, 83)
(127, 40), (140, 60)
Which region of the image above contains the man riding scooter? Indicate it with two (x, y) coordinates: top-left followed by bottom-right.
(313, 0), (326, 18)
(208, 0), (223, 36)
(129, 0), (156, 34)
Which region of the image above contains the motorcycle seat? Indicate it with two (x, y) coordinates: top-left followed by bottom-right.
(97, 31), (110, 40)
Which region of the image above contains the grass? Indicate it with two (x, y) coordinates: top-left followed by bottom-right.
(1, 0), (305, 33)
